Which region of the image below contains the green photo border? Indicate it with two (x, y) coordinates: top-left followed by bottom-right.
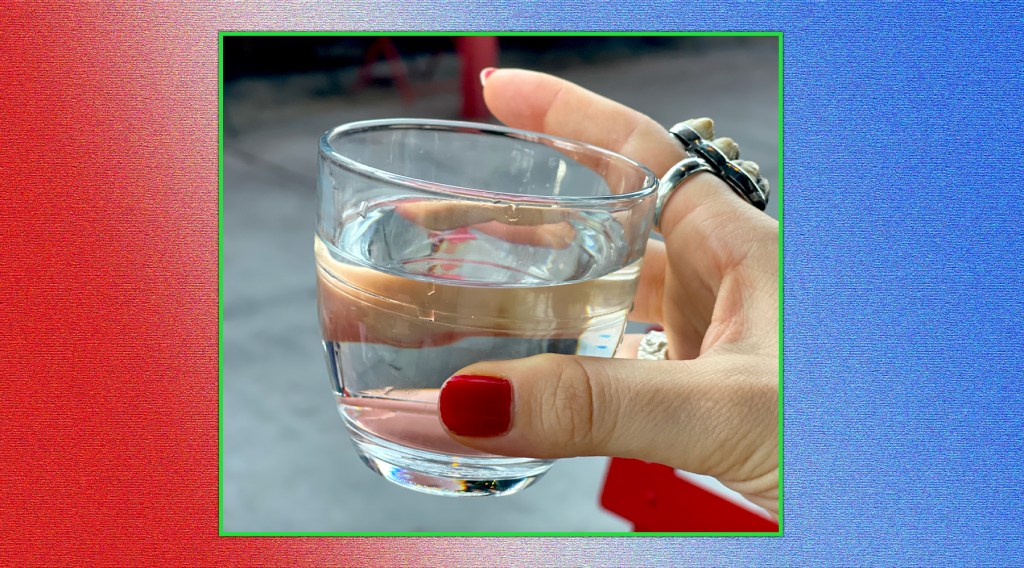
(218, 31), (782, 536)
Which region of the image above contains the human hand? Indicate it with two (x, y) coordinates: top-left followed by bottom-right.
(438, 69), (780, 515)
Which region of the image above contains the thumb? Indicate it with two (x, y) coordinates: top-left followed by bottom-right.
(437, 353), (778, 483)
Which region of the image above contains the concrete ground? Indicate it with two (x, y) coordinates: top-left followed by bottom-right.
(221, 39), (779, 533)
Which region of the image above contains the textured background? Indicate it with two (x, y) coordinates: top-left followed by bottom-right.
(2, 2), (1023, 566)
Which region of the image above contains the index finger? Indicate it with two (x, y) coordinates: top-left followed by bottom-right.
(482, 69), (685, 176)
(483, 69), (779, 358)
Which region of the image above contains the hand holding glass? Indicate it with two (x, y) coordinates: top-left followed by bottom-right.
(315, 119), (656, 496)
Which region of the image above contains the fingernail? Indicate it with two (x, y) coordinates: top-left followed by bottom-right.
(645, 325), (664, 333)
(439, 375), (512, 437)
(479, 67), (497, 87)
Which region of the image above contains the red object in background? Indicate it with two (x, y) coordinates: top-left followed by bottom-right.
(355, 37), (416, 104)
(353, 37), (498, 118)
(455, 36), (498, 119)
(600, 458), (780, 533)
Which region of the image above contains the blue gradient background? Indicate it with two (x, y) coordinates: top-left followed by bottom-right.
(696, 2), (1023, 565)
(164, 1), (1024, 565)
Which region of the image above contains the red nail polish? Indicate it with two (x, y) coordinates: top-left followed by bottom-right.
(645, 325), (664, 333)
(439, 375), (512, 437)
(479, 67), (497, 86)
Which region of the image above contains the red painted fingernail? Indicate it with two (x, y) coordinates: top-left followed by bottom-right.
(439, 375), (512, 437)
(645, 325), (664, 333)
(479, 67), (497, 86)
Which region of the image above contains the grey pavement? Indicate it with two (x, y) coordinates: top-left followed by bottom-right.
(222, 40), (779, 533)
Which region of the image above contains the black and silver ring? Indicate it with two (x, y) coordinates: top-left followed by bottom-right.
(653, 122), (770, 231)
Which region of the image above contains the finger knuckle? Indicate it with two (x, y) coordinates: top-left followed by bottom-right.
(544, 356), (600, 451)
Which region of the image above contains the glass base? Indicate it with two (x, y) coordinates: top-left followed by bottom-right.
(347, 424), (553, 497)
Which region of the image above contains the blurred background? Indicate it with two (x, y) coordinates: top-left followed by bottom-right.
(221, 35), (779, 533)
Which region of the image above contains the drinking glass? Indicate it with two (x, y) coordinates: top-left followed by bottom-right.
(315, 119), (657, 497)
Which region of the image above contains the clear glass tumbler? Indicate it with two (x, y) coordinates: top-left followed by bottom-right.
(315, 119), (657, 497)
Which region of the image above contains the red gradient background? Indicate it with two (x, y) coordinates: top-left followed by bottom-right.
(1, 4), (372, 565)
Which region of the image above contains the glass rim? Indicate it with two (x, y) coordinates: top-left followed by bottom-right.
(319, 118), (658, 205)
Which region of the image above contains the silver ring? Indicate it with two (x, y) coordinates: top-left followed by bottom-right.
(654, 157), (713, 231)
(653, 122), (770, 231)
(636, 330), (669, 360)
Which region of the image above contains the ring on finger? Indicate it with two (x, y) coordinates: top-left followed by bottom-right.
(636, 330), (669, 360)
(653, 118), (771, 232)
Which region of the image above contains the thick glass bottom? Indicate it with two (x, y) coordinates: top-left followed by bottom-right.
(345, 421), (553, 497)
